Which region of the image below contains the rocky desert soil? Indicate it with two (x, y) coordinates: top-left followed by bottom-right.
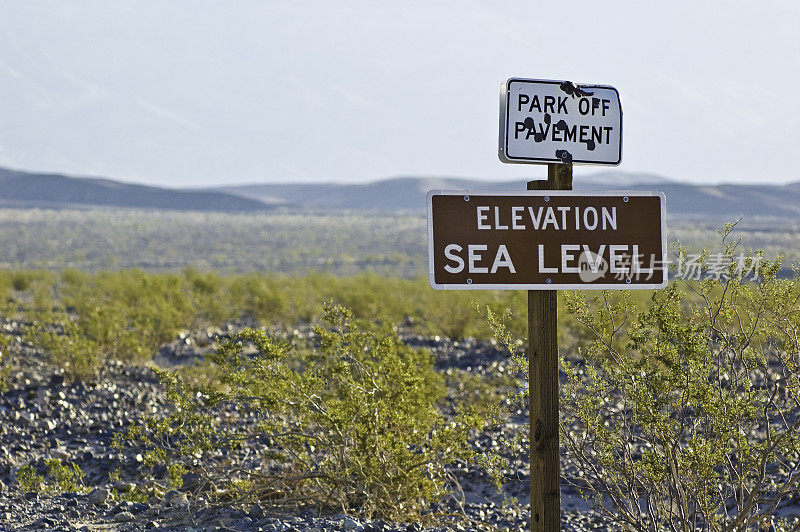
(0, 319), (616, 531)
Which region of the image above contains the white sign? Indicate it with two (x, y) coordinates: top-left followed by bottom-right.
(499, 78), (622, 166)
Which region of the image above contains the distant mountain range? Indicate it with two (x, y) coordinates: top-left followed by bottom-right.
(0, 167), (270, 212)
(1, 166), (799, 218)
(213, 172), (800, 218)
(211, 172), (676, 212)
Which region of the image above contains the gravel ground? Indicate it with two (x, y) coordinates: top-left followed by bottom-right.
(0, 321), (609, 531)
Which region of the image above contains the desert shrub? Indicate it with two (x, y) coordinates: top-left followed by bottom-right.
(182, 268), (230, 325)
(269, 273), (406, 326)
(15, 465), (44, 493)
(59, 267), (88, 287)
(25, 270), (199, 379)
(2, 271), (58, 321)
(118, 303), (482, 522)
(227, 274), (288, 324)
(0, 273), (13, 312)
(324, 273), (394, 320)
(268, 273), (528, 339)
(44, 459), (87, 493)
(17, 268), (589, 384)
(8, 270), (56, 294)
(29, 318), (103, 382)
(0, 334), (11, 392)
(59, 270), (193, 363)
(11, 272), (35, 292)
(480, 225), (800, 530)
(423, 291), (481, 340)
(443, 364), (516, 419)
(16, 459), (86, 494)
(559, 248), (800, 530)
(578, 252), (800, 526)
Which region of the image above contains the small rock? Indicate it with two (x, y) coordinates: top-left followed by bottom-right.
(248, 504), (265, 519)
(181, 471), (202, 491)
(130, 502), (149, 514)
(51, 448), (70, 461)
(109, 501), (132, 515)
(112, 480), (134, 492)
(164, 489), (188, 507)
(343, 517), (361, 530)
(88, 487), (110, 506)
(114, 511), (135, 522)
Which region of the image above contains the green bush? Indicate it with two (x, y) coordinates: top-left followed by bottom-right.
(16, 465), (44, 493)
(479, 225), (800, 530)
(0, 335), (11, 392)
(29, 319), (102, 382)
(183, 268), (229, 325)
(227, 273), (287, 324)
(118, 303), (482, 522)
(62, 270), (193, 362)
(16, 459), (86, 494)
(559, 254), (800, 529)
(13, 268), (587, 383)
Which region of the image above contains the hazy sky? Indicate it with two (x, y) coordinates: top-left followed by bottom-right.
(1, 1), (798, 187)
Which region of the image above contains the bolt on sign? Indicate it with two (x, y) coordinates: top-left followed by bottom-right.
(499, 78), (622, 165)
(427, 190), (666, 290)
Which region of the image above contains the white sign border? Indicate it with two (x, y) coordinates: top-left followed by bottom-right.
(498, 78), (623, 166)
(427, 189), (667, 291)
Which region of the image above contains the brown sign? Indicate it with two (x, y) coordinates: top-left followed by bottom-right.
(427, 191), (666, 290)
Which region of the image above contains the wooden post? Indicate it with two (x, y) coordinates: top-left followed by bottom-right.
(528, 163), (572, 531)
